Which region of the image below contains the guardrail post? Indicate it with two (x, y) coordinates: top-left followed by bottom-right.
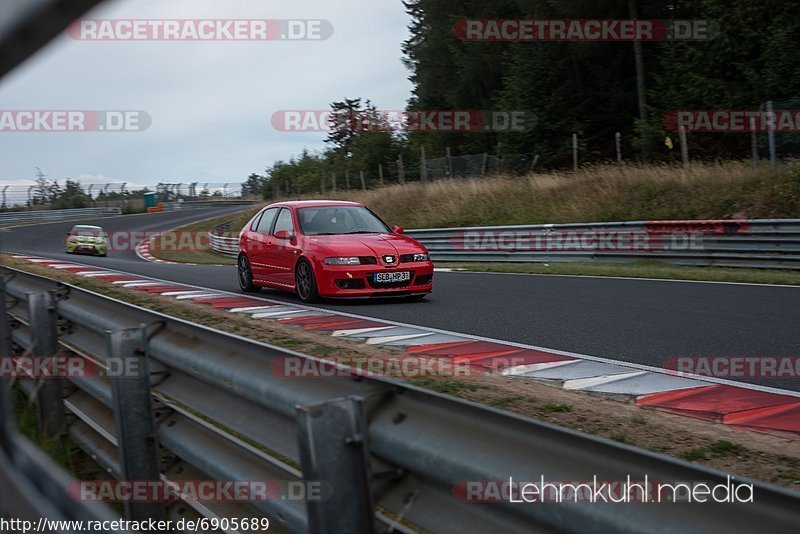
(296, 396), (375, 534)
(27, 291), (64, 437)
(108, 326), (165, 521)
(0, 277), (16, 452)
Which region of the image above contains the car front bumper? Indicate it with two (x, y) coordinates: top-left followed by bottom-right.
(313, 260), (434, 298)
(66, 242), (107, 255)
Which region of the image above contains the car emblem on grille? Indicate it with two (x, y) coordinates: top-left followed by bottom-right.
(383, 255), (396, 264)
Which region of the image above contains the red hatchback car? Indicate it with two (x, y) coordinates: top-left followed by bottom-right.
(237, 201), (434, 302)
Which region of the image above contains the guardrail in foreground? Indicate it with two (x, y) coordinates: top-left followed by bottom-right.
(0, 277), (124, 531)
(0, 207), (122, 224)
(2, 266), (800, 532)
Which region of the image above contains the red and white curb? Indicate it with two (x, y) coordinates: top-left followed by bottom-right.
(134, 233), (189, 265)
(10, 254), (800, 438)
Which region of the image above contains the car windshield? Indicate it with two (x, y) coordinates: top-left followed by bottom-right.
(297, 206), (390, 236)
(74, 227), (101, 236)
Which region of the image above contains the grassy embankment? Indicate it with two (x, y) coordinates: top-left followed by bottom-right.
(150, 161), (800, 283)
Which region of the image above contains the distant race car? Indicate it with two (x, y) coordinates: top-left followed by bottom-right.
(237, 200), (433, 302)
(64, 224), (108, 256)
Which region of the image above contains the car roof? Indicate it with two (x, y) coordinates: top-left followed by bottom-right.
(73, 225), (103, 229)
(267, 200), (363, 209)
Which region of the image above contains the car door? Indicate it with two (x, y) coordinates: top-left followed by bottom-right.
(269, 207), (301, 288)
(248, 207), (279, 280)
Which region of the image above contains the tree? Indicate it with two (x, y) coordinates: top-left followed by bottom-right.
(243, 173), (266, 197)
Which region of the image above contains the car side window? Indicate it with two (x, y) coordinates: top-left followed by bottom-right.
(249, 211), (263, 231)
(272, 208), (295, 236)
(255, 208), (279, 234)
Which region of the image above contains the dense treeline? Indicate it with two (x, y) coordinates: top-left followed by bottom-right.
(252, 0), (800, 197)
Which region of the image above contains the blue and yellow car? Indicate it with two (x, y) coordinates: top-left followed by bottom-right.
(64, 225), (108, 256)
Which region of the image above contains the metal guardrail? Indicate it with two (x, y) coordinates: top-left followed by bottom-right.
(161, 200), (261, 212)
(0, 277), (125, 531)
(3, 266), (800, 532)
(208, 217), (800, 270)
(209, 222), (239, 256)
(0, 207), (122, 224)
(404, 218), (800, 270)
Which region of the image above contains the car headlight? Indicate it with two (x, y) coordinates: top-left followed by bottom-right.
(412, 253), (429, 262)
(325, 256), (362, 265)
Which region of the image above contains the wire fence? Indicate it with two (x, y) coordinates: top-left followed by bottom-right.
(0, 181), (249, 211)
(757, 99), (800, 161)
(267, 151), (538, 198)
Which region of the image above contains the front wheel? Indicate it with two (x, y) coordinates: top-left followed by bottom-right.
(295, 259), (319, 303)
(238, 255), (259, 292)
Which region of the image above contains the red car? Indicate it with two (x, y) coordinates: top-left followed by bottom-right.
(237, 201), (434, 302)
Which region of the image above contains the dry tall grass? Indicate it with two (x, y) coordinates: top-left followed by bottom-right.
(288, 161), (800, 228)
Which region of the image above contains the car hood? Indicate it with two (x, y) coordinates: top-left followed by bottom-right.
(307, 233), (426, 258)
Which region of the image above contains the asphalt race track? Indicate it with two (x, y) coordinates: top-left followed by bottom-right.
(3, 208), (800, 391)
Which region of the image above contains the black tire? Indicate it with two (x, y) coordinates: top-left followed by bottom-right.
(238, 254), (259, 292)
(295, 258), (319, 303)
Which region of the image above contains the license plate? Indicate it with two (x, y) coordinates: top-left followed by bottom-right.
(375, 271), (411, 283)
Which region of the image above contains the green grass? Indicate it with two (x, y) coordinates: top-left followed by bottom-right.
(265, 161), (800, 229)
(410, 378), (483, 395)
(439, 261), (800, 286)
(488, 395), (526, 408)
(610, 433), (632, 444)
(540, 403), (573, 413)
(681, 440), (746, 461)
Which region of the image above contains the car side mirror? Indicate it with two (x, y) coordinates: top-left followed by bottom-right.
(394, 225), (404, 234)
(274, 229), (293, 240)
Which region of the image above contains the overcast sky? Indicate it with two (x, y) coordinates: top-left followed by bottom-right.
(0, 0), (413, 189)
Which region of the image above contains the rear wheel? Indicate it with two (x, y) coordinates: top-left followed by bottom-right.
(295, 258), (319, 303)
(238, 255), (259, 292)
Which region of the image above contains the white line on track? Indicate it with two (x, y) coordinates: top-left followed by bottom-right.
(436, 268), (800, 289)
